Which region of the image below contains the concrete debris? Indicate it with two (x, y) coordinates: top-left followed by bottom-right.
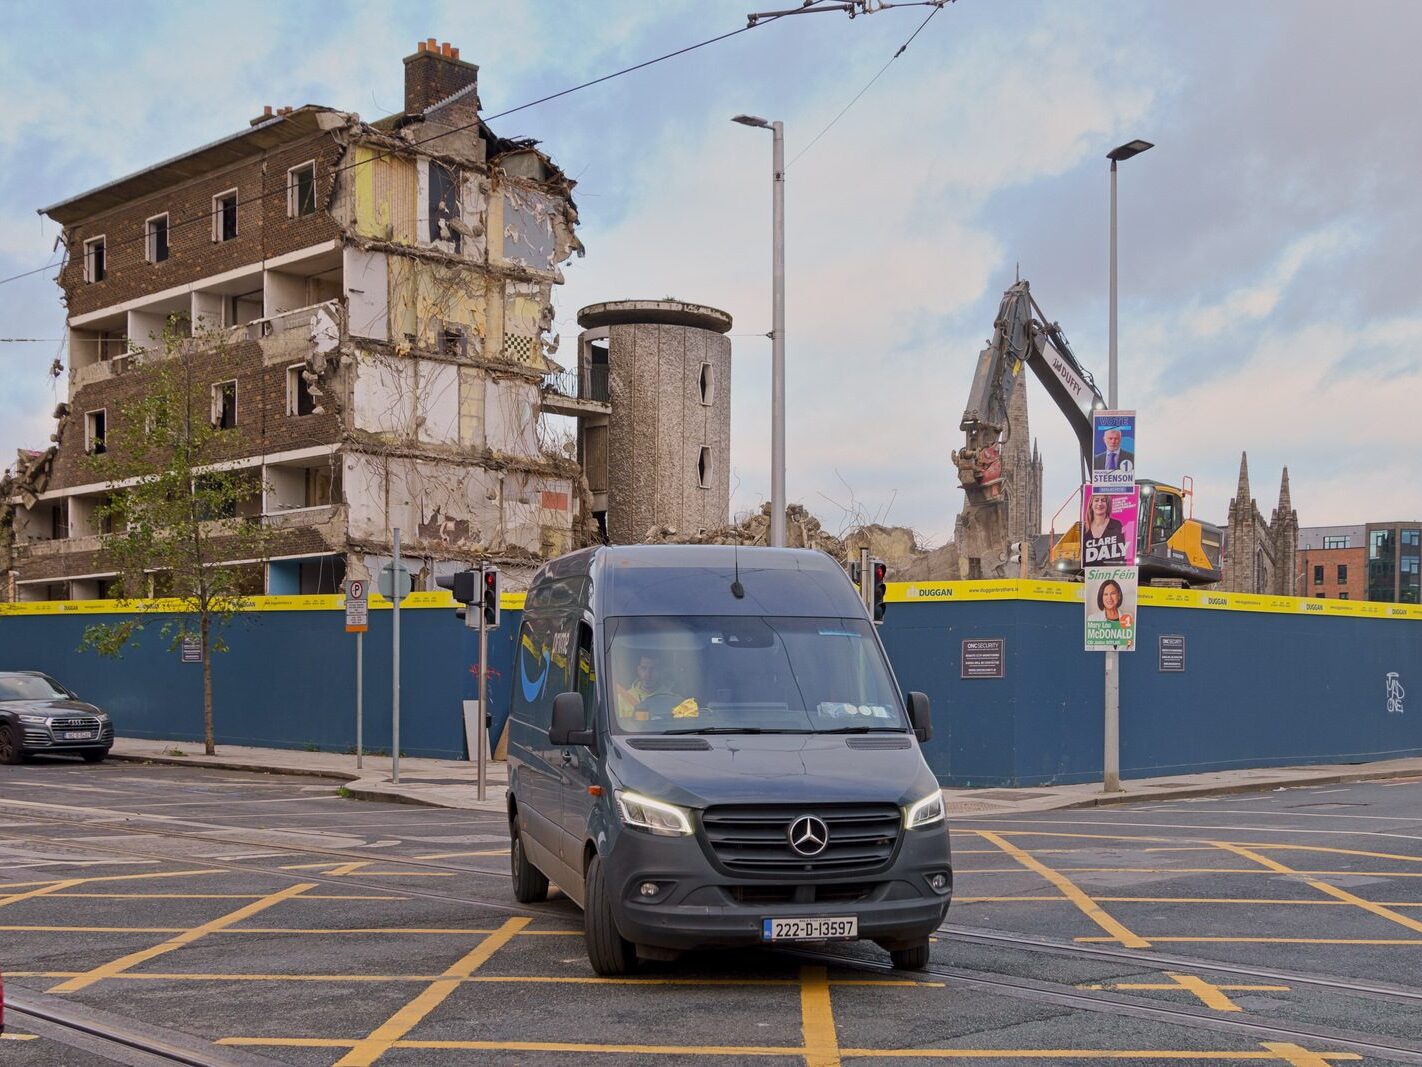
(643, 503), (849, 561)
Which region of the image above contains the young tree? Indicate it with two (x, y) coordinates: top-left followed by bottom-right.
(83, 323), (272, 755)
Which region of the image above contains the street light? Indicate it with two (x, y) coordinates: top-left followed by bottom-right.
(733, 113), (787, 548)
(1103, 137), (1152, 795)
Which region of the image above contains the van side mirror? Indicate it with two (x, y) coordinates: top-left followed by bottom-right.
(906, 691), (932, 743)
(550, 692), (594, 747)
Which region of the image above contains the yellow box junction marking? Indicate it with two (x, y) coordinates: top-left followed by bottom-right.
(48, 881), (319, 993)
(974, 830), (1150, 948)
(1081, 972), (1290, 1013)
(0, 878), (85, 908)
(334, 916), (529, 1066)
(800, 964), (842, 1067)
(1211, 842), (1422, 936)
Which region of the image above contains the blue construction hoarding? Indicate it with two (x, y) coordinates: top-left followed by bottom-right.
(1, 583), (1418, 786)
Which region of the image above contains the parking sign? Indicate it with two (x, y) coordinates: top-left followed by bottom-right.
(345, 579), (368, 634)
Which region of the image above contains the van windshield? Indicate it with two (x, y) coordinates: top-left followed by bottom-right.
(604, 616), (907, 734)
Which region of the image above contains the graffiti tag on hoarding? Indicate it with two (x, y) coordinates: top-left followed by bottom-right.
(1386, 672), (1405, 715)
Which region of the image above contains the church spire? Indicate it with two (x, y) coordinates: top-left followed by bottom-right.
(1277, 466), (1292, 515)
(1235, 451), (1251, 503)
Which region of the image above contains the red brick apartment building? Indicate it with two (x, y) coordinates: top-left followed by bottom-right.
(2, 41), (588, 600)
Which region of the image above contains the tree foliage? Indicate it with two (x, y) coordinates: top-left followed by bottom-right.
(81, 323), (272, 754)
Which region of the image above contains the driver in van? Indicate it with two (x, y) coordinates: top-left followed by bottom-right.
(615, 653), (677, 724)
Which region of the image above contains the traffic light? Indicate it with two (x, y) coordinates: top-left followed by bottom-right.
(436, 569), (479, 623)
(871, 558), (887, 623)
(480, 565), (501, 630)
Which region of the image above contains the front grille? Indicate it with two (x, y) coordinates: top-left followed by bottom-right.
(99, 723), (114, 742)
(726, 882), (876, 905)
(22, 727), (51, 746)
(701, 803), (901, 875)
(51, 716), (102, 731)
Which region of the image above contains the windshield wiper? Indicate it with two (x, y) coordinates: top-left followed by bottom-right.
(662, 727), (812, 735)
(816, 726), (909, 734)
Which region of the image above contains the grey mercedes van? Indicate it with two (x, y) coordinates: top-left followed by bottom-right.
(505, 545), (952, 975)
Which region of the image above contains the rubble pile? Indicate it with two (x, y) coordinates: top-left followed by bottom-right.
(643, 502), (849, 562)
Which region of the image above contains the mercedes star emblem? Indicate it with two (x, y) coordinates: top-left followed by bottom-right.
(788, 815), (829, 857)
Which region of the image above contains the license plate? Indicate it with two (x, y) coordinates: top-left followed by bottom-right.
(60, 731), (96, 740)
(761, 916), (858, 942)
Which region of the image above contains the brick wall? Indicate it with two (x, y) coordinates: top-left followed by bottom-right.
(59, 131), (346, 319)
(49, 338), (343, 491)
(1295, 546), (1367, 599)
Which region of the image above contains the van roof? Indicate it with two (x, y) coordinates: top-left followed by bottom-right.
(538, 545), (866, 618)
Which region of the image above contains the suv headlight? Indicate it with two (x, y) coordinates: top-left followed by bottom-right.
(904, 791), (945, 829)
(615, 790), (693, 837)
(18, 714), (49, 725)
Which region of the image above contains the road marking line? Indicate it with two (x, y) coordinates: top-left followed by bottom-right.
(334, 917), (529, 1066)
(800, 965), (842, 1067)
(216, 1038), (1359, 1061)
(1082, 978), (1290, 1011)
(0, 868), (226, 890)
(0, 1033), (41, 1041)
(47, 882), (319, 993)
(975, 831), (1149, 948)
(217, 926), (581, 935)
(1077, 936), (1422, 945)
(0, 878), (85, 908)
(1211, 842), (1422, 936)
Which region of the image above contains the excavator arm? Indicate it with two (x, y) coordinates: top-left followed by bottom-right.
(953, 280), (1102, 503)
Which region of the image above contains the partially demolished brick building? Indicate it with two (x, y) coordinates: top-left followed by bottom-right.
(3, 40), (586, 599)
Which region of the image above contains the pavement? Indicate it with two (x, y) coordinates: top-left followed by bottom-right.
(107, 736), (1422, 815)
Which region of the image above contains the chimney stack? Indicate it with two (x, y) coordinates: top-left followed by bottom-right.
(403, 38), (479, 116)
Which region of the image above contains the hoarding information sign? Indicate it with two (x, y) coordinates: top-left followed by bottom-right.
(180, 636), (202, 663)
(1159, 634), (1185, 672)
(961, 638), (1006, 679)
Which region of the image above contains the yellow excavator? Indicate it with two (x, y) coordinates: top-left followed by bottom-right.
(953, 280), (1222, 586)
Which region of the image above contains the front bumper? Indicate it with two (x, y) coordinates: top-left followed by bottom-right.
(604, 820), (952, 951)
(19, 719), (113, 752)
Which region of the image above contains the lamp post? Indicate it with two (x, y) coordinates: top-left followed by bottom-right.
(1102, 138), (1152, 794)
(733, 114), (786, 547)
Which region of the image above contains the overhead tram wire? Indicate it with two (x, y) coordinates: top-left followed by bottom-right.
(0, 10), (813, 290)
(788, 0), (950, 168)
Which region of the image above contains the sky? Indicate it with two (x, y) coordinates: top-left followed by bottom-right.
(1, 0), (1418, 546)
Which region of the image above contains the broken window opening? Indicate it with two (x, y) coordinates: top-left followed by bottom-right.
(288, 162), (316, 217)
(698, 362), (713, 406)
(440, 326), (467, 358)
(85, 409), (106, 455)
(697, 446), (711, 489)
(428, 160), (462, 253)
(211, 380), (237, 430)
(145, 214), (169, 263)
(304, 465), (341, 507)
(213, 189), (238, 242)
(285, 365), (317, 416)
(83, 236), (106, 283)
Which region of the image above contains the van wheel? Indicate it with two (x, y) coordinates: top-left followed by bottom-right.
(887, 940), (931, 971)
(584, 853), (636, 975)
(509, 820), (549, 903)
(0, 725), (23, 765)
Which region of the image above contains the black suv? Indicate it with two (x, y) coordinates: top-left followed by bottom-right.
(0, 672), (114, 764)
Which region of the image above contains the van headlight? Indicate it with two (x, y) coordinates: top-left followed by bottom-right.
(904, 791), (945, 829)
(615, 790), (694, 837)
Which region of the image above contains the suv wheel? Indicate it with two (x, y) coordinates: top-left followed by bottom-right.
(509, 819), (549, 903)
(584, 853), (636, 976)
(0, 725), (23, 765)
(887, 940), (931, 971)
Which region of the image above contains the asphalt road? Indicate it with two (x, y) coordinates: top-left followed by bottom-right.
(2, 757), (1420, 1066)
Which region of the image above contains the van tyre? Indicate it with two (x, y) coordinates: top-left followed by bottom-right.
(0, 725), (23, 765)
(584, 853), (636, 975)
(509, 820), (549, 903)
(888, 940), (931, 971)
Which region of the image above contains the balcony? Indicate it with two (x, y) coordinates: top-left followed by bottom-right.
(540, 363), (610, 418)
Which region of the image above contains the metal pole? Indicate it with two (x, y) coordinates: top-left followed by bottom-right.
(859, 546), (872, 613)
(356, 630), (364, 771)
(770, 119), (787, 548)
(1104, 160), (1121, 794)
(392, 526), (401, 786)
(476, 609), (489, 803)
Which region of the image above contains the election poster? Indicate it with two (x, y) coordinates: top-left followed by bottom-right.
(1081, 485), (1139, 567)
(1085, 566), (1138, 651)
(1091, 409), (1136, 490)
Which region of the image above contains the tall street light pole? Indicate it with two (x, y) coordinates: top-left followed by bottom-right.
(733, 114), (787, 547)
(1103, 137), (1153, 794)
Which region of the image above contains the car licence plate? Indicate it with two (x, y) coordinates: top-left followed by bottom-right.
(761, 916), (857, 942)
(59, 731), (96, 740)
